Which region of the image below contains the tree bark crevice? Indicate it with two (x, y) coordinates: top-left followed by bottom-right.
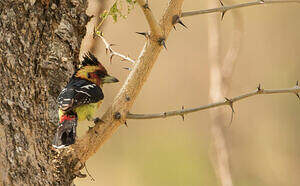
(0, 0), (89, 185)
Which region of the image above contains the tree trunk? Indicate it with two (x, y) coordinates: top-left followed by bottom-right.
(0, 0), (89, 184)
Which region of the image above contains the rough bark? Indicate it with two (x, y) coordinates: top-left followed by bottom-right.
(0, 0), (89, 185)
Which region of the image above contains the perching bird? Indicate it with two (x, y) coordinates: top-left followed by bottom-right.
(52, 52), (119, 149)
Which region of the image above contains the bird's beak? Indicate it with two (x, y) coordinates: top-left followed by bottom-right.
(101, 75), (119, 84)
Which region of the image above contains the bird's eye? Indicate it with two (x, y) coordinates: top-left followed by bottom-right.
(87, 73), (91, 78)
(96, 71), (105, 78)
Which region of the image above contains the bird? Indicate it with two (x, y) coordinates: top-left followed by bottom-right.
(52, 52), (119, 149)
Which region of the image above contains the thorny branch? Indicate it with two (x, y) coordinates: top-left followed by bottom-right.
(136, 0), (163, 36)
(72, 0), (184, 167)
(92, 0), (300, 64)
(181, 0), (300, 18)
(94, 31), (136, 63)
(207, 1), (241, 184)
(69, 0), (300, 175)
(127, 84), (300, 120)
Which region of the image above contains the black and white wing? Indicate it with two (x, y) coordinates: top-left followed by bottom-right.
(58, 78), (104, 111)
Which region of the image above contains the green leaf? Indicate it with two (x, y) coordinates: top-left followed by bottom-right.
(112, 14), (118, 22)
(110, 2), (118, 13)
(100, 0), (136, 23)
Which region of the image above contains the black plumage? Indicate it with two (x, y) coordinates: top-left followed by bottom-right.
(58, 78), (104, 112)
(82, 52), (102, 67)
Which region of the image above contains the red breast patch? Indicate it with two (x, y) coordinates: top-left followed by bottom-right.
(60, 114), (77, 123)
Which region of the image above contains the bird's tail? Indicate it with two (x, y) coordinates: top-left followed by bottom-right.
(52, 114), (77, 149)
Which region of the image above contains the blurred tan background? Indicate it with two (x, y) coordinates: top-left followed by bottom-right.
(76, 0), (300, 185)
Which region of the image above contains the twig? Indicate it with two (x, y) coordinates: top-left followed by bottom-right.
(80, 0), (109, 55)
(127, 86), (300, 119)
(207, 1), (237, 184)
(95, 32), (136, 63)
(136, 0), (163, 36)
(72, 0), (184, 167)
(181, 0), (300, 18)
(84, 163), (95, 181)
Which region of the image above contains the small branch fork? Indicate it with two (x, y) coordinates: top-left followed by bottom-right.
(72, 0), (184, 166)
(181, 0), (300, 18)
(94, 31), (136, 63)
(127, 84), (300, 120)
(68, 0), (300, 178)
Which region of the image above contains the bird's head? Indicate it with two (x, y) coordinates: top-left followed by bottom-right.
(75, 52), (119, 86)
